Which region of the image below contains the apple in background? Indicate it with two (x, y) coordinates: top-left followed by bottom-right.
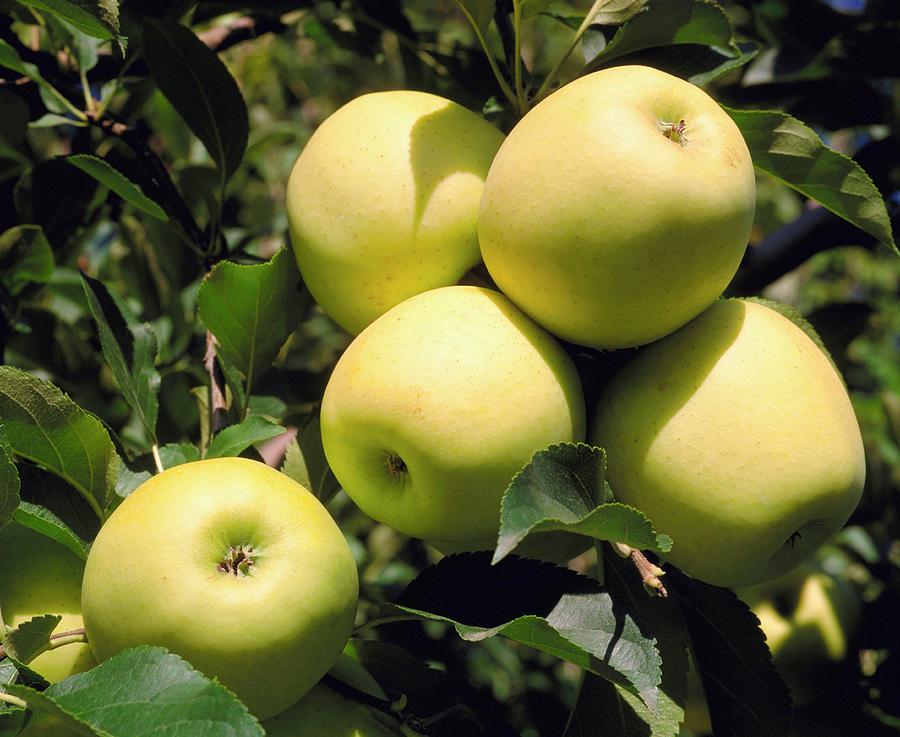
(479, 64), (755, 350)
(263, 683), (400, 737)
(81, 458), (359, 720)
(739, 566), (861, 706)
(287, 90), (505, 335)
(0, 522), (96, 683)
(321, 285), (586, 552)
(591, 299), (865, 587)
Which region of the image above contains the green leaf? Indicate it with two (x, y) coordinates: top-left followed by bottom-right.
(281, 417), (340, 503)
(2, 615), (61, 666)
(455, 0), (495, 34)
(669, 569), (792, 737)
(520, 0), (553, 20)
(0, 225), (54, 296)
(197, 248), (303, 391)
(81, 273), (160, 447)
(395, 552), (662, 711)
(12, 462), (100, 560)
(0, 366), (116, 518)
(157, 442), (200, 468)
(142, 18), (248, 181)
(65, 155), (167, 221)
(7, 646), (265, 737)
(494, 443), (672, 564)
(0, 90), (30, 145)
(114, 460), (151, 499)
(586, 0), (736, 69)
(725, 107), (897, 253)
(205, 415), (284, 459)
(688, 41), (759, 87)
(0, 444), (20, 531)
(15, 0), (114, 40)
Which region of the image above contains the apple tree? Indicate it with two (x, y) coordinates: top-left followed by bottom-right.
(1, 2), (898, 736)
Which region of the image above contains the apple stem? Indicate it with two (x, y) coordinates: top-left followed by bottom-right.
(618, 544), (668, 597)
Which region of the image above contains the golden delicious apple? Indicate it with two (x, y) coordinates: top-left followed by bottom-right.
(591, 299), (865, 587)
(0, 522), (96, 683)
(81, 458), (359, 720)
(263, 683), (400, 737)
(479, 65), (755, 349)
(739, 566), (861, 705)
(287, 90), (505, 335)
(321, 285), (586, 551)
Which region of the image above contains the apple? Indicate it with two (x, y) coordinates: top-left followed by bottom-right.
(479, 64), (756, 350)
(286, 90), (505, 335)
(738, 566), (861, 705)
(590, 299), (865, 587)
(320, 285), (586, 552)
(80, 458), (359, 720)
(262, 683), (400, 737)
(0, 522), (96, 683)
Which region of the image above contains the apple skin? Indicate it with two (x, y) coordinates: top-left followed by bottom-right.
(590, 299), (865, 587)
(287, 90), (505, 335)
(738, 566), (861, 706)
(81, 458), (359, 720)
(479, 64), (755, 350)
(0, 522), (96, 683)
(263, 683), (399, 737)
(321, 285), (586, 551)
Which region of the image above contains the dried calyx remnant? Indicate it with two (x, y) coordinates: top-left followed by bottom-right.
(658, 118), (688, 146)
(218, 543), (256, 577)
(385, 452), (408, 477)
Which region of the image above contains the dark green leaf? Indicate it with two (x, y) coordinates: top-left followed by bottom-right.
(725, 107), (896, 253)
(0, 90), (29, 145)
(520, 0), (553, 20)
(205, 415), (284, 459)
(2, 615), (61, 666)
(114, 460), (151, 499)
(586, 0), (736, 70)
(455, 0), (496, 35)
(0, 367), (116, 518)
(669, 568), (792, 737)
(157, 442), (200, 469)
(81, 273), (160, 447)
(495, 443), (672, 564)
(142, 18), (248, 180)
(197, 248), (303, 391)
(66, 155), (167, 221)
(281, 417), (340, 503)
(395, 552), (662, 711)
(7, 646), (265, 737)
(15, 0), (114, 40)
(0, 443), (19, 531)
(688, 41), (759, 87)
(0, 225), (54, 296)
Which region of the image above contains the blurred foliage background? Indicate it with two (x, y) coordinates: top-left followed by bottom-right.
(1, 0), (898, 735)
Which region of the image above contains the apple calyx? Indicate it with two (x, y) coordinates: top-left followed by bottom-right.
(217, 543), (256, 577)
(385, 453), (408, 478)
(658, 118), (688, 146)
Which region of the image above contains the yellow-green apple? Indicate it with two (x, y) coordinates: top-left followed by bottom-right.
(287, 90), (505, 335)
(739, 566), (861, 705)
(321, 285), (586, 552)
(590, 299), (865, 587)
(263, 683), (400, 737)
(0, 522), (96, 682)
(81, 458), (359, 720)
(479, 65), (755, 349)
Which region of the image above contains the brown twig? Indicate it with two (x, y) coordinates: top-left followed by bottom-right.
(613, 543), (667, 597)
(204, 332), (229, 434)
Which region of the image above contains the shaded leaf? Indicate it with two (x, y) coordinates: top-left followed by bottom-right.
(725, 107), (896, 253)
(157, 442), (200, 468)
(0, 443), (19, 531)
(114, 461), (151, 499)
(15, 0), (114, 40)
(669, 568), (792, 737)
(142, 18), (248, 180)
(0, 225), (54, 296)
(205, 415), (284, 459)
(455, 0), (496, 34)
(586, 0), (736, 70)
(0, 367), (116, 518)
(197, 248), (303, 391)
(395, 552), (661, 710)
(2, 615), (61, 666)
(0, 90), (29, 145)
(66, 155), (167, 221)
(7, 646), (265, 737)
(495, 443), (672, 564)
(281, 417), (340, 503)
(81, 273), (160, 446)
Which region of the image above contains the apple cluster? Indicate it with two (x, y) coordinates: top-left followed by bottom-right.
(287, 65), (865, 588)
